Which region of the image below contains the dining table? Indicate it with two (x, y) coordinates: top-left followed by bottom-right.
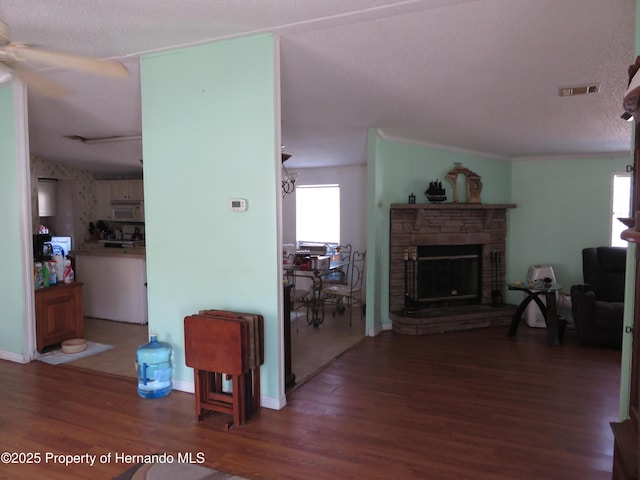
(283, 257), (349, 327)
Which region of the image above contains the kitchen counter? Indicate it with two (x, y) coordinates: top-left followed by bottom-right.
(73, 252), (148, 324)
(71, 247), (146, 259)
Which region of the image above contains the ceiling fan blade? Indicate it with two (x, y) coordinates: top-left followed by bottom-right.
(5, 44), (128, 78)
(9, 62), (68, 97)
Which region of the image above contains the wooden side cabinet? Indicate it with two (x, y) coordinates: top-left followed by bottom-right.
(35, 283), (84, 353)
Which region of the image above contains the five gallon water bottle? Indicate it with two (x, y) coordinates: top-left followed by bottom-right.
(136, 334), (172, 399)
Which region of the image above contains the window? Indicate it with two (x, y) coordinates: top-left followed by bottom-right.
(296, 185), (340, 245)
(611, 173), (631, 247)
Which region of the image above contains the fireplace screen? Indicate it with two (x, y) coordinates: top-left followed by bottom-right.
(405, 244), (481, 311)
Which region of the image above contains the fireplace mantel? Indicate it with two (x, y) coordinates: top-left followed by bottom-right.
(390, 203), (516, 209)
(391, 203), (516, 229)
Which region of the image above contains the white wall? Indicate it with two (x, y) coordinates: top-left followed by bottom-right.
(282, 164), (367, 254)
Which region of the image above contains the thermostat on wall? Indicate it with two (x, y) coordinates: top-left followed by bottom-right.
(229, 198), (247, 212)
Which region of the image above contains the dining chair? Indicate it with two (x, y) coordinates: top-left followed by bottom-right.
(323, 244), (352, 286)
(323, 250), (366, 326)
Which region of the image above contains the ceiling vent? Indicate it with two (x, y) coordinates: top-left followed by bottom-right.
(559, 83), (601, 97)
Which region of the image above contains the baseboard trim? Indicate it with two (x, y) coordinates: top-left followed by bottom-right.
(261, 394), (286, 410)
(0, 350), (29, 363)
(368, 321), (392, 337)
(172, 378), (194, 394)
(171, 378), (284, 410)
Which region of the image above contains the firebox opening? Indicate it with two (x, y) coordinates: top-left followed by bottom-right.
(406, 244), (482, 311)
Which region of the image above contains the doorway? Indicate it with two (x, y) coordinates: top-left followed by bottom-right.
(280, 165), (368, 389)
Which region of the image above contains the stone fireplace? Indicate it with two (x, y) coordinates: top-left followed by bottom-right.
(389, 203), (516, 335)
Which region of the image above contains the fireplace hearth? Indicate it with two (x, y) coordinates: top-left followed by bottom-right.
(390, 203), (516, 335)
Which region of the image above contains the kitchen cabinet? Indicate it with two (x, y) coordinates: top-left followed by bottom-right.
(74, 251), (147, 324)
(95, 180), (113, 220)
(110, 180), (144, 202)
(37, 179), (57, 217)
(35, 283), (84, 353)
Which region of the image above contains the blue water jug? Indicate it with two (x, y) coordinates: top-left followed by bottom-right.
(136, 334), (172, 399)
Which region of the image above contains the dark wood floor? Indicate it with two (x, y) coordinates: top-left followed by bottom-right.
(0, 325), (621, 480)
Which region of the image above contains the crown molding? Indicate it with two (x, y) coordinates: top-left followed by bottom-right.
(511, 151), (631, 162)
(376, 129), (632, 162)
(375, 129), (509, 161)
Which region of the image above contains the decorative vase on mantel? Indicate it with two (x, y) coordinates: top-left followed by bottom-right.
(425, 180), (446, 203)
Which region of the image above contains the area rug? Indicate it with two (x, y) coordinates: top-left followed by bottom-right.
(113, 462), (250, 480)
(36, 342), (114, 365)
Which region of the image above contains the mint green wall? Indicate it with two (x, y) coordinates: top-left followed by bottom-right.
(367, 131), (513, 327)
(140, 34), (281, 400)
(378, 140), (512, 206)
(507, 156), (630, 304)
(0, 85), (25, 355)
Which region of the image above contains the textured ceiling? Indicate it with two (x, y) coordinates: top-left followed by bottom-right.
(0, 0), (636, 173)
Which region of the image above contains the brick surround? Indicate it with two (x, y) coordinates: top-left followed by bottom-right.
(389, 203), (516, 334)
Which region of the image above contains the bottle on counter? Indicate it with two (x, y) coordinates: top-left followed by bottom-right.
(63, 259), (74, 284)
(45, 260), (57, 285)
(42, 262), (49, 288)
(34, 262), (44, 289)
(53, 255), (64, 282)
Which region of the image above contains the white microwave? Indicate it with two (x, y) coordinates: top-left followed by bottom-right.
(112, 203), (144, 221)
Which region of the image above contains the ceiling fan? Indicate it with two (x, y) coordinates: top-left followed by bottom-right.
(0, 19), (128, 97)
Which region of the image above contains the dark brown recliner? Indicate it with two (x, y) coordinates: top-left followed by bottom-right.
(570, 247), (626, 349)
